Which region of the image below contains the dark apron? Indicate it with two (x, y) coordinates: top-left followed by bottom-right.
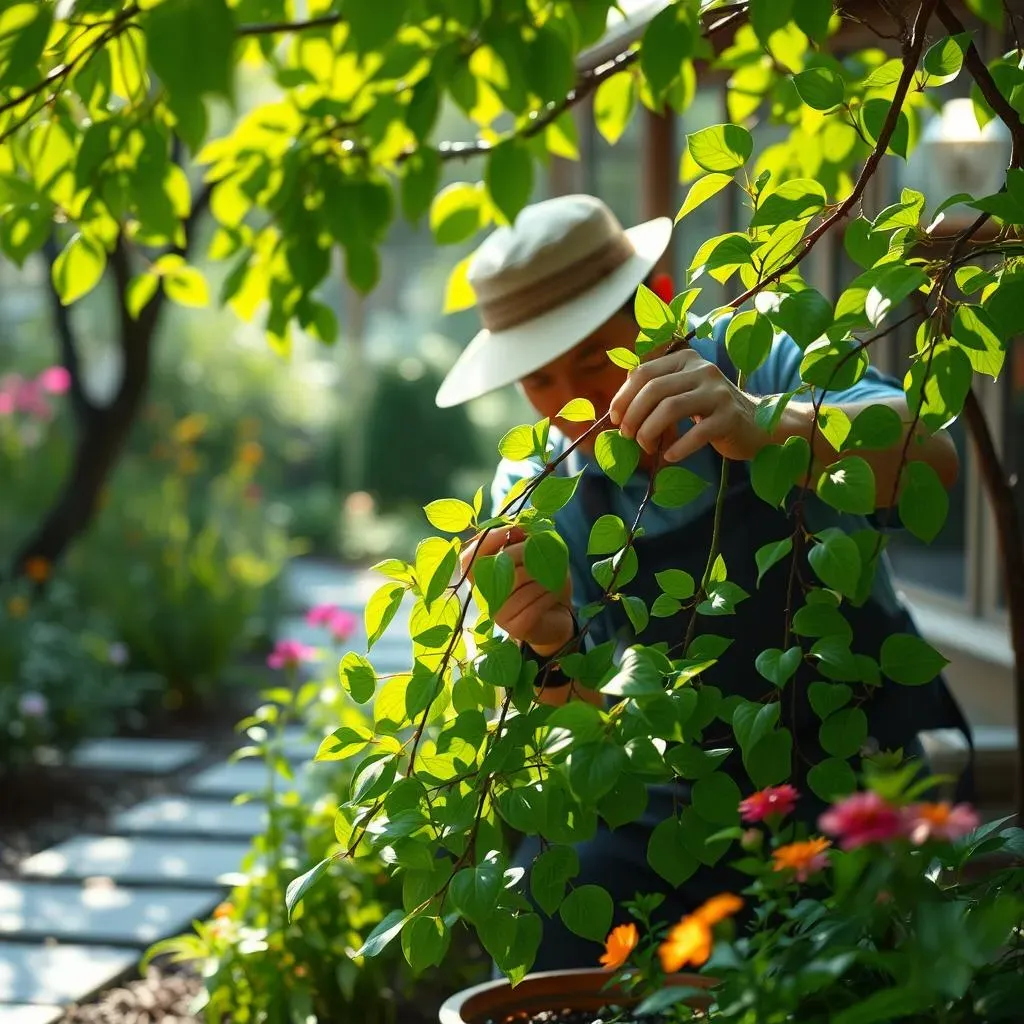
(506, 353), (973, 973)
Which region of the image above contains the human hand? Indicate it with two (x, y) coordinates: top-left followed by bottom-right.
(459, 526), (575, 656)
(608, 348), (765, 463)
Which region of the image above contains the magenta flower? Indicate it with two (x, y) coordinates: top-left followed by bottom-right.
(903, 801), (980, 845)
(305, 604), (359, 642)
(13, 380), (51, 421)
(267, 639), (316, 670)
(38, 366), (71, 394)
(818, 791), (904, 850)
(739, 784), (799, 823)
(306, 603), (340, 627)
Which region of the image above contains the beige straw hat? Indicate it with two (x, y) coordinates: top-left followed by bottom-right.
(434, 194), (673, 408)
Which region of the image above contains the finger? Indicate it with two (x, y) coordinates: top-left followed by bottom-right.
(663, 414), (724, 464)
(497, 584), (560, 633)
(616, 371), (695, 442)
(608, 350), (697, 426)
(633, 389), (719, 454)
(503, 590), (564, 640)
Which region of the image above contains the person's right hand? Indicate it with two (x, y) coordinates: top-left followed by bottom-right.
(459, 525), (575, 657)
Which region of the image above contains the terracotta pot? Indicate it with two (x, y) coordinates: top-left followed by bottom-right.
(439, 967), (715, 1024)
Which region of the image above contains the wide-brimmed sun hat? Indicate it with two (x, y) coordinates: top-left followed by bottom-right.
(434, 193), (673, 408)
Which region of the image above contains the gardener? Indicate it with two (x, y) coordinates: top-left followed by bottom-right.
(436, 193), (972, 971)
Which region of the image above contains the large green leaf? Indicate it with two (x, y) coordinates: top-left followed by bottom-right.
(676, 173), (732, 223)
(904, 343), (973, 432)
(687, 124), (753, 173)
(691, 772), (742, 825)
(898, 461), (949, 543)
(792, 67), (844, 110)
(816, 457), (876, 515)
(524, 530), (569, 593)
(594, 73), (636, 146)
(881, 634), (949, 686)
(450, 859), (504, 925)
(725, 310), (773, 374)
(808, 528), (863, 598)
(430, 182), (487, 245)
(559, 885), (613, 942)
(144, 0), (235, 105)
(819, 707), (868, 759)
(648, 815), (699, 886)
(530, 845), (579, 915)
(750, 179), (827, 229)
(486, 141), (534, 224)
(653, 466), (710, 508)
(770, 288), (834, 347)
(568, 743), (628, 802)
(641, 3), (695, 99)
(951, 304), (1005, 380)
(595, 431), (641, 487)
(751, 437), (810, 508)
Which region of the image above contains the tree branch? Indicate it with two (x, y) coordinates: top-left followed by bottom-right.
(236, 12), (341, 36)
(41, 234), (94, 424)
(937, 1), (1024, 163)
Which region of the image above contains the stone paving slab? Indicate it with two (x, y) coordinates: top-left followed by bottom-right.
(67, 738), (204, 774)
(112, 796), (267, 838)
(20, 836), (251, 889)
(186, 759), (333, 799)
(0, 942), (137, 1006)
(0, 1004), (63, 1023)
(0, 881), (220, 947)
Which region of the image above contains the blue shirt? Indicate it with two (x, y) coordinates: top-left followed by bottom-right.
(489, 318), (906, 632)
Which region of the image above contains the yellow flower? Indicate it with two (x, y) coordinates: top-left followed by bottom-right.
(658, 893), (742, 974)
(238, 441), (263, 467)
(172, 412), (208, 444)
(599, 923), (639, 971)
(772, 837), (831, 882)
(7, 596), (29, 619)
(24, 557), (50, 583)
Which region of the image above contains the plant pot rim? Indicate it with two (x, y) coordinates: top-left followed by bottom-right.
(439, 966), (715, 1024)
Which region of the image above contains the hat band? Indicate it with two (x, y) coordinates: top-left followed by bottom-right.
(476, 233), (636, 332)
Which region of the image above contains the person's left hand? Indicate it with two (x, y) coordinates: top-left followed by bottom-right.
(608, 348), (766, 464)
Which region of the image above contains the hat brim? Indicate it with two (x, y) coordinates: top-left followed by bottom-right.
(434, 216), (674, 409)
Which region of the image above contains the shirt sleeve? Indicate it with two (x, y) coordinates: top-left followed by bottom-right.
(746, 328), (903, 404)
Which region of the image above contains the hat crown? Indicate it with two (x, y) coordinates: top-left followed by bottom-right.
(468, 194), (628, 301)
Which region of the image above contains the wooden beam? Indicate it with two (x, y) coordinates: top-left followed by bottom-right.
(641, 106), (676, 278)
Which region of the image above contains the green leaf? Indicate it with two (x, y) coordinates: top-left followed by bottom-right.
(865, 265), (929, 327)
(881, 634), (949, 686)
(607, 347), (640, 370)
(656, 569), (695, 600)
(807, 757), (857, 802)
(698, 580), (749, 616)
(634, 283), (675, 336)
(531, 473), (580, 516)
(692, 772), (742, 826)
(424, 498), (474, 533)
(923, 33), (971, 78)
(144, 0), (235, 104)
(861, 98), (911, 159)
(339, 652), (377, 704)
(164, 266), (209, 307)
(750, 179), (827, 229)
(126, 273), (159, 319)
(486, 141), (534, 224)
(898, 461), (949, 543)
(594, 73), (636, 146)
(845, 218), (889, 270)
(602, 646), (664, 698)
(808, 682), (853, 720)
(725, 310), (773, 375)
(755, 647), (802, 687)
(820, 707), (868, 759)
(750, 0), (793, 42)
(52, 233), (106, 305)
(771, 288), (834, 347)
(667, 745), (731, 780)
(498, 423), (539, 462)
(952, 304), (1005, 380)
(525, 24), (573, 102)
(817, 407), (852, 452)
(846, 405), (903, 450)
(832, 987), (933, 1024)
(966, 0), (1004, 26)
(873, 188), (926, 231)
(401, 148), (441, 223)
(732, 700), (780, 755)
(751, 437), (810, 508)
(816, 456), (876, 515)
(598, 774), (649, 829)
(651, 594), (681, 618)
(746, 729), (793, 788)
(588, 515), (627, 556)
(653, 466), (710, 508)
(316, 724), (371, 761)
(676, 173), (732, 223)
(557, 398), (596, 422)
(756, 537), (792, 586)
(476, 640), (523, 688)
(595, 431), (641, 487)
(524, 530), (569, 593)
(430, 182), (486, 245)
(402, 916), (450, 973)
(450, 860), (503, 925)
(285, 857), (331, 919)
(497, 785), (548, 833)
(559, 885), (613, 942)
(622, 594), (649, 636)
(794, 0), (833, 41)
(904, 342), (973, 432)
(648, 816), (699, 886)
(530, 845), (579, 915)
(808, 528), (863, 597)
(641, 3), (695, 99)
(474, 552), (515, 615)
(793, 67), (845, 110)
(365, 582), (405, 648)
(687, 124), (753, 173)
(352, 754), (398, 802)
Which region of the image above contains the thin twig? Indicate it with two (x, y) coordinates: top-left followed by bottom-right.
(236, 12), (342, 36)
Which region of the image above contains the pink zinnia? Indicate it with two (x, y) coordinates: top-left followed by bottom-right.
(306, 604), (339, 627)
(38, 366), (71, 394)
(818, 791), (904, 850)
(903, 802), (980, 845)
(327, 608), (358, 641)
(13, 380), (51, 420)
(739, 784), (799, 823)
(267, 639), (316, 670)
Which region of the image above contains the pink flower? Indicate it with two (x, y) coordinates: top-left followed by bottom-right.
(0, 391), (13, 416)
(38, 366), (71, 394)
(818, 791), (904, 850)
(267, 639), (316, 671)
(305, 604), (359, 642)
(306, 604), (340, 627)
(903, 802), (980, 845)
(13, 380), (51, 421)
(739, 784), (799, 823)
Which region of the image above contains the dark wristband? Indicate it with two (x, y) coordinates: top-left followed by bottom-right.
(522, 615), (579, 689)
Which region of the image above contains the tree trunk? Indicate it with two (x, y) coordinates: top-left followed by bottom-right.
(963, 389), (1024, 824)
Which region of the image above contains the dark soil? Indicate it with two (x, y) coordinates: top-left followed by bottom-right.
(58, 963), (203, 1024)
(484, 1009), (668, 1024)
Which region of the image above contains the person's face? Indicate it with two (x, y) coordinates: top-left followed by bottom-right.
(518, 313), (636, 452)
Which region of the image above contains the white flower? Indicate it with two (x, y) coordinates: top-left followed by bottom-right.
(108, 642), (129, 667)
(18, 691), (48, 719)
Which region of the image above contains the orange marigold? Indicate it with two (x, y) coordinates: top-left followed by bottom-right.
(772, 837), (831, 882)
(238, 441), (263, 467)
(658, 893), (742, 974)
(599, 923), (638, 971)
(24, 557), (50, 583)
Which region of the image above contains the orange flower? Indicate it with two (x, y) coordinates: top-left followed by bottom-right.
(238, 441), (263, 467)
(658, 893), (742, 974)
(772, 837), (831, 882)
(213, 902), (233, 919)
(599, 923), (638, 971)
(24, 557), (50, 583)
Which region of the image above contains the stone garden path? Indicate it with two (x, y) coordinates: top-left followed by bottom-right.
(0, 559), (410, 1023)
